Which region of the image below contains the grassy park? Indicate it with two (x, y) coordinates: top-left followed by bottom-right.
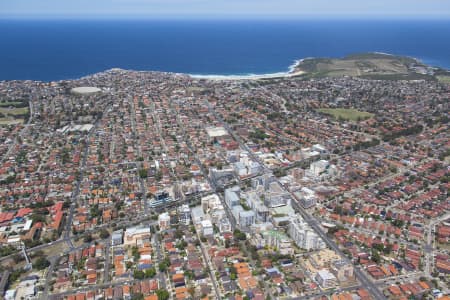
(0, 102), (29, 125)
(317, 108), (374, 121)
(437, 76), (450, 83)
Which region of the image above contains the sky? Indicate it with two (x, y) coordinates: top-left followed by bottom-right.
(1, 0), (450, 19)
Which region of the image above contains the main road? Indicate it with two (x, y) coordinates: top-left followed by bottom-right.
(1, 100), (34, 163)
(425, 212), (450, 277)
(289, 199), (386, 300)
(204, 98), (386, 300)
(195, 223), (221, 299)
(63, 117), (102, 250)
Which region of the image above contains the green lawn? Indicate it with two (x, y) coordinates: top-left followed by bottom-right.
(0, 106), (28, 126)
(0, 101), (25, 107)
(437, 76), (450, 83)
(317, 108), (374, 121)
(0, 118), (24, 125)
(0, 107), (29, 116)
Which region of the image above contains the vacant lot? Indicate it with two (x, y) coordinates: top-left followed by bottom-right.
(317, 108), (374, 121)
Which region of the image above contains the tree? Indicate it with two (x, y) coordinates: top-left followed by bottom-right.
(13, 254), (24, 263)
(133, 270), (145, 280)
(8, 269), (25, 285)
(158, 258), (170, 272)
(229, 265), (237, 280)
(176, 240), (187, 250)
(392, 219), (404, 228)
(233, 229), (246, 241)
(0, 245), (17, 257)
(371, 249), (381, 264)
(174, 229), (184, 239)
(83, 234), (93, 243)
(145, 267), (156, 278)
(132, 246), (140, 261)
(33, 257), (50, 270)
(156, 289), (170, 300)
(99, 229), (110, 239)
(138, 168), (148, 179)
(131, 293), (144, 300)
(90, 204), (100, 218)
(30, 213), (47, 223)
(383, 244), (393, 255)
(327, 227), (339, 235)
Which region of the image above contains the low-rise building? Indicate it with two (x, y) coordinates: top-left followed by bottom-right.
(124, 225), (150, 246)
(296, 187), (317, 208)
(178, 205), (191, 225)
(112, 229), (123, 246)
(261, 230), (294, 255)
(288, 217), (325, 250)
(315, 269), (337, 288)
(238, 210), (255, 228)
(225, 186), (241, 208)
(331, 260), (354, 282)
(201, 220), (214, 236)
(158, 212), (171, 231)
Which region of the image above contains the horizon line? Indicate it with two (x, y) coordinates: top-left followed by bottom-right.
(1, 14), (450, 21)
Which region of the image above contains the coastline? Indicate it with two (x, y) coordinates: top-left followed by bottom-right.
(1, 53), (449, 83)
(189, 59), (305, 81)
(1, 19), (450, 81)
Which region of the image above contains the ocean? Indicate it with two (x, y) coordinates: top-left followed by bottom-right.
(0, 19), (450, 81)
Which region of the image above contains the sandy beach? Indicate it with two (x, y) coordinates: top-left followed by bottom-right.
(190, 59), (305, 81)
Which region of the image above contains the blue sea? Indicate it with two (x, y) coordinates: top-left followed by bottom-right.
(0, 19), (450, 81)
